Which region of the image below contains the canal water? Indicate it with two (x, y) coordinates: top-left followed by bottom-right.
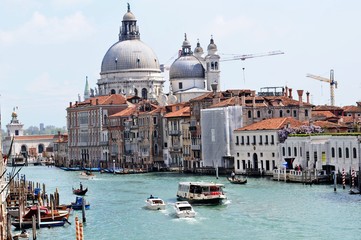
(8, 166), (361, 240)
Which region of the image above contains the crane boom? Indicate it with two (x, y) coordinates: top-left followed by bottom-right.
(221, 50), (284, 62)
(306, 69), (337, 106)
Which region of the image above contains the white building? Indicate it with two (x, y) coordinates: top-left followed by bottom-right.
(169, 35), (220, 103)
(96, 4), (165, 100)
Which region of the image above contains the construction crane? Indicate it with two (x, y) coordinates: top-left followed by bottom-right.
(220, 50), (284, 62)
(306, 69), (337, 106)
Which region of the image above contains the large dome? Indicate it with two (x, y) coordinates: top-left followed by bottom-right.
(169, 56), (205, 79)
(101, 39), (160, 73)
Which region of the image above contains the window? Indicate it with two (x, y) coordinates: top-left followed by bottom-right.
(294, 147), (297, 156)
(282, 147), (285, 156)
(272, 152), (275, 157)
(338, 148), (342, 158)
(271, 135), (275, 145)
(305, 109), (309, 117)
(353, 147), (357, 158)
(237, 152), (239, 157)
(236, 136), (239, 145)
(279, 110), (283, 117)
(179, 82), (183, 89)
(259, 135), (263, 145)
(253, 136), (256, 145)
(293, 110), (297, 117)
(288, 147), (291, 156)
(346, 148), (350, 158)
(257, 111), (261, 118)
(248, 110), (252, 118)
(260, 153), (263, 157)
(331, 147), (335, 158)
(265, 135), (269, 145)
(241, 136), (244, 145)
(246, 136), (250, 145)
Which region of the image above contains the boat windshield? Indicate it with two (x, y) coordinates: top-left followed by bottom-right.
(179, 206), (192, 211)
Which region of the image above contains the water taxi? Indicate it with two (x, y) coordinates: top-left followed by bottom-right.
(174, 201), (196, 218)
(176, 182), (226, 205)
(145, 195), (166, 210)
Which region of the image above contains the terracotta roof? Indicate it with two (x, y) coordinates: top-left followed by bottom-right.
(236, 117), (304, 131)
(164, 106), (190, 118)
(312, 121), (347, 129)
(71, 94), (127, 108)
(110, 106), (136, 117)
(311, 111), (337, 118)
(343, 105), (361, 113)
(314, 105), (343, 111)
(339, 116), (356, 124)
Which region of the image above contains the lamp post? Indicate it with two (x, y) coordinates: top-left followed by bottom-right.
(113, 159), (115, 175)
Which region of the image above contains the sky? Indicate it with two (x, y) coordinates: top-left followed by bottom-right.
(1, 0), (361, 129)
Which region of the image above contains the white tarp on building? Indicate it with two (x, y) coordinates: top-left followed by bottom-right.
(201, 106), (243, 167)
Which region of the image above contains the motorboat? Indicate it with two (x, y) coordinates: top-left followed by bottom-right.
(68, 196), (90, 210)
(79, 171), (95, 180)
(145, 196), (166, 210)
(176, 182), (227, 205)
(174, 201), (195, 218)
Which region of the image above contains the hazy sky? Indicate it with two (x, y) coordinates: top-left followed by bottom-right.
(1, 0), (360, 128)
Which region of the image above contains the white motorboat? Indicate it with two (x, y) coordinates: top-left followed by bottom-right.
(145, 196), (166, 210)
(174, 201), (196, 218)
(79, 171), (95, 180)
(176, 182), (226, 205)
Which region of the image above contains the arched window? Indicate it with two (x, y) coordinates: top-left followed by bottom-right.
(38, 144), (44, 154)
(279, 110), (283, 117)
(345, 148), (350, 158)
(215, 62), (218, 70)
(338, 148), (342, 158)
(248, 110), (252, 118)
(294, 147), (297, 156)
(282, 147), (285, 156)
(353, 147), (357, 158)
(134, 88), (138, 96)
(154, 144), (158, 155)
(331, 147), (335, 158)
(288, 147), (291, 156)
(257, 111), (261, 118)
(141, 88), (147, 99)
(110, 89), (116, 94)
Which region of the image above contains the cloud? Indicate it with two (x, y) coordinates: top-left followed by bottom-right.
(0, 11), (95, 45)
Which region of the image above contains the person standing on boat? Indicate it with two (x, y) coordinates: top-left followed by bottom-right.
(231, 171), (235, 180)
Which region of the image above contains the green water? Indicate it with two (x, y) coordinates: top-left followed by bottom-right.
(8, 166), (361, 240)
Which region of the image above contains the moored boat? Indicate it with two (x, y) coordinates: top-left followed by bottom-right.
(176, 182), (226, 205)
(68, 196), (90, 210)
(174, 201), (196, 218)
(145, 195), (166, 210)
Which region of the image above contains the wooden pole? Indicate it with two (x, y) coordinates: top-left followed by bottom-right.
(32, 215), (37, 240)
(82, 198), (86, 223)
(75, 216), (80, 240)
(36, 205), (41, 229)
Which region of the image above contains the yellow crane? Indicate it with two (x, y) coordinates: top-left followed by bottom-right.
(306, 69), (337, 106)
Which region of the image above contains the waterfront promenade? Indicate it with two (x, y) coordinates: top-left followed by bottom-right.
(8, 166), (361, 240)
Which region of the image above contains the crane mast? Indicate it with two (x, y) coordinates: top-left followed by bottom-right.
(306, 69), (337, 106)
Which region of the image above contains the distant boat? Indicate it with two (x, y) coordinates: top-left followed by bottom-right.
(68, 196), (90, 210)
(79, 171), (95, 180)
(227, 177), (247, 184)
(73, 183), (88, 196)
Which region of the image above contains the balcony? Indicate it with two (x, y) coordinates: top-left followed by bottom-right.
(169, 130), (181, 136)
(189, 126), (197, 131)
(191, 145), (201, 151)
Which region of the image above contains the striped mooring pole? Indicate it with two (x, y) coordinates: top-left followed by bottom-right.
(342, 168), (346, 189)
(351, 168), (355, 188)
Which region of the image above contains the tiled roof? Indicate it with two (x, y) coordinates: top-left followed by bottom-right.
(339, 116), (356, 124)
(110, 106), (137, 117)
(343, 105), (361, 113)
(312, 121), (347, 129)
(311, 111), (337, 118)
(236, 117), (304, 131)
(164, 106), (190, 118)
(72, 94), (127, 108)
(314, 105), (343, 111)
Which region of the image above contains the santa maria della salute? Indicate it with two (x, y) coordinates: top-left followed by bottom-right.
(3, 3), (361, 183)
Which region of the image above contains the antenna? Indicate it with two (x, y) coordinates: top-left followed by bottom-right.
(242, 68), (246, 84)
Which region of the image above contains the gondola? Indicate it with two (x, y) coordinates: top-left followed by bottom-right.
(73, 182), (88, 195)
(227, 177), (247, 184)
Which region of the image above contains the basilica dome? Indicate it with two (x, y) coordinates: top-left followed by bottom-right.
(100, 40), (160, 73)
(169, 56), (205, 79)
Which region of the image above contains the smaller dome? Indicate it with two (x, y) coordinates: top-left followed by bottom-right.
(194, 42), (204, 55)
(169, 56), (205, 79)
(123, 11), (136, 21)
(12, 112), (17, 118)
(207, 37), (218, 53)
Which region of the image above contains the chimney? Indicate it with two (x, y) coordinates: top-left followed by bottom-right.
(235, 96), (240, 106)
(297, 90), (304, 106)
(96, 99), (99, 105)
(75, 101), (78, 107)
(90, 99), (92, 105)
(285, 86), (288, 97)
(69, 102), (72, 108)
(288, 88), (292, 99)
(241, 94), (246, 106)
(306, 91), (310, 104)
(211, 82), (218, 95)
